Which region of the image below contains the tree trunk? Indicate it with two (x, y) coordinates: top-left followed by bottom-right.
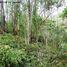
(0, 0), (5, 33)
(12, 1), (20, 35)
(33, 0), (37, 16)
(27, 0), (32, 44)
(33, 0), (38, 43)
(13, 11), (18, 35)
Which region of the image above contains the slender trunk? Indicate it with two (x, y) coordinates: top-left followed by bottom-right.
(0, 0), (5, 33)
(2, 2), (5, 31)
(33, 0), (37, 16)
(12, 1), (19, 35)
(27, 0), (32, 44)
(33, 0), (38, 42)
(13, 11), (18, 35)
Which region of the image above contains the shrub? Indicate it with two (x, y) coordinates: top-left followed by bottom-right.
(0, 45), (27, 67)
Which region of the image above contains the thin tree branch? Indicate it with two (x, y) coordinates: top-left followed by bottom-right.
(0, 1), (21, 3)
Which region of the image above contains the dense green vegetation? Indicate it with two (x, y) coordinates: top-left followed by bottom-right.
(0, 0), (67, 67)
(0, 15), (67, 67)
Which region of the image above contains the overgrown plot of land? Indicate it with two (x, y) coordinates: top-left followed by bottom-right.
(0, 0), (67, 67)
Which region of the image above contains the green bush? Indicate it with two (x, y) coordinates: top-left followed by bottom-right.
(0, 45), (27, 67)
(0, 33), (26, 48)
